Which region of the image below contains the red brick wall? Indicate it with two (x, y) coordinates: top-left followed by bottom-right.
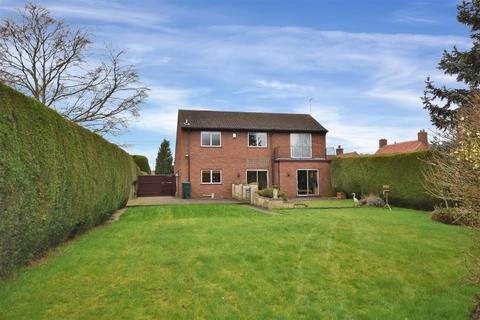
(174, 129), (329, 198)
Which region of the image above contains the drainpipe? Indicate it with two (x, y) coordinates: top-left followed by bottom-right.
(270, 132), (274, 187)
(187, 130), (191, 182)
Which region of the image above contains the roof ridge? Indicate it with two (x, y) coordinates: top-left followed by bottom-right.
(385, 140), (421, 146)
(178, 109), (311, 116)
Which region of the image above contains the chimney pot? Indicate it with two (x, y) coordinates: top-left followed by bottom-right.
(336, 145), (344, 156)
(379, 138), (388, 149)
(418, 129), (428, 145)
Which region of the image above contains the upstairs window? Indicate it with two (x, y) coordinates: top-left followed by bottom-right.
(201, 170), (222, 184)
(290, 133), (312, 158)
(201, 131), (221, 147)
(248, 132), (268, 147)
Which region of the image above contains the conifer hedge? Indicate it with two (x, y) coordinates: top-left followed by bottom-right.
(331, 151), (436, 210)
(132, 155), (151, 174)
(0, 84), (138, 278)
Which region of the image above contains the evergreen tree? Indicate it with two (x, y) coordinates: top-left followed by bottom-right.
(423, 0), (480, 129)
(155, 139), (173, 175)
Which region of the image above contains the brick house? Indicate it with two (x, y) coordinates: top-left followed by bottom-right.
(330, 145), (360, 158)
(375, 130), (429, 155)
(174, 110), (331, 199)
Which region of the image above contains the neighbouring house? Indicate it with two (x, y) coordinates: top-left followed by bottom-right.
(333, 145), (360, 158)
(174, 109), (331, 199)
(375, 130), (429, 155)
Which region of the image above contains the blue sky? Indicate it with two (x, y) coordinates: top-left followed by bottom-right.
(0, 0), (470, 165)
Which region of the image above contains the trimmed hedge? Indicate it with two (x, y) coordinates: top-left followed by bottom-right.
(331, 151), (436, 210)
(132, 155), (151, 174)
(0, 84), (138, 278)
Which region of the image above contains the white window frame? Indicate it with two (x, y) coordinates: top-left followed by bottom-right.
(201, 131), (221, 147)
(201, 170), (222, 184)
(245, 169), (269, 188)
(290, 133), (312, 158)
(296, 169), (319, 196)
(248, 132), (268, 148)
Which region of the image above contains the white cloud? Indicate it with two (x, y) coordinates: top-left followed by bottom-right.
(364, 87), (421, 107)
(393, 12), (440, 25)
(132, 85), (212, 134)
(47, 1), (169, 27)
(303, 104), (432, 153)
(254, 80), (305, 90)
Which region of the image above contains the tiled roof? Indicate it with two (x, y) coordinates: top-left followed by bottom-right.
(338, 151), (360, 158)
(178, 109), (328, 133)
(375, 140), (429, 155)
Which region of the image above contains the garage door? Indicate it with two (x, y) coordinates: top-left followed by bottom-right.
(137, 175), (176, 197)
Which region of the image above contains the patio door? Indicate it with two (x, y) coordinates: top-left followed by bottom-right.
(297, 169), (319, 196)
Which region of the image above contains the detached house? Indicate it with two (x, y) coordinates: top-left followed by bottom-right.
(174, 110), (331, 199)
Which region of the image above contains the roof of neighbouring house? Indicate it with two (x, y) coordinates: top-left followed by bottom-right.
(375, 140), (429, 155)
(178, 109), (328, 133)
(337, 151), (360, 158)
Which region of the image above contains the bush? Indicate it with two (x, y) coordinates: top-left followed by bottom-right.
(331, 151), (436, 210)
(359, 194), (385, 207)
(257, 188), (288, 201)
(432, 207), (480, 227)
(132, 155), (151, 174)
(431, 207), (464, 225)
(0, 84), (138, 278)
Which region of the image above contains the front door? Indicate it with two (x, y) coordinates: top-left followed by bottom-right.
(297, 169), (319, 196)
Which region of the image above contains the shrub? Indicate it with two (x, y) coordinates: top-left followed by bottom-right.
(132, 155), (151, 174)
(432, 207), (480, 227)
(257, 188), (288, 201)
(0, 84), (138, 278)
(431, 207), (464, 225)
(331, 151), (436, 210)
(359, 194), (385, 207)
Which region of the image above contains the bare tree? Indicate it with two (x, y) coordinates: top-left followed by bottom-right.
(424, 93), (480, 225)
(0, 3), (148, 135)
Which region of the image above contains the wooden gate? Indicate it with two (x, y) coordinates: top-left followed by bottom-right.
(137, 175), (176, 197)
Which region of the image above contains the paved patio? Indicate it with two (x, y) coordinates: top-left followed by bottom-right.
(127, 196), (243, 207)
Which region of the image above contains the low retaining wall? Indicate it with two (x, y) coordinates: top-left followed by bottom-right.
(232, 183), (293, 209)
(252, 193), (294, 209)
(232, 183), (257, 201)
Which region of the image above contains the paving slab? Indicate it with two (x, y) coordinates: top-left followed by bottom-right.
(127, 196), (243, 207)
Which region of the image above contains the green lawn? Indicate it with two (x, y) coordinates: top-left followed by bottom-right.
(0, 205), (477, 319)
(294, 198), (354, 208)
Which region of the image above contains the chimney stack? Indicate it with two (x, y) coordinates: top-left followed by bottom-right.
(417, 129), (428, 145)
(336, 145), (344, 156)
(379, 138), (387, 149)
